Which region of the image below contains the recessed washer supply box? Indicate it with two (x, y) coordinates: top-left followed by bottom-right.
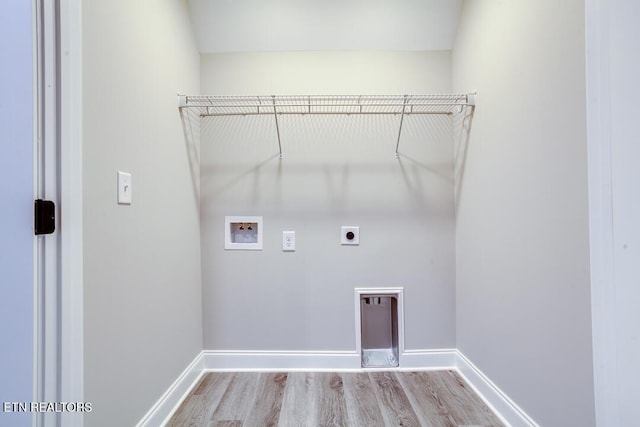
(225, 216), (263, 250)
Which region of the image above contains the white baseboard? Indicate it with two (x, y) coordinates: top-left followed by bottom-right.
(135, 352), (205, 427)
(202, 350), (361, 371)
(400, 348), (457, 369)
(455, 351), (539, 427)
(201, 348), (459, 372)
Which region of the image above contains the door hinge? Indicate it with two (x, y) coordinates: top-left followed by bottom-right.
(34, 199), (55, 235)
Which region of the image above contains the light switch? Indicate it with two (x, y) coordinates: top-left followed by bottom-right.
(283, 231), (295, 251)
(117, 171), (132, 205)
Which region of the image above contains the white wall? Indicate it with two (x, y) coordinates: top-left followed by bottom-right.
(586, 1), (640, 424)
(200, 51), (452, 95)
(189, 0), (461, 53)
(199, 51), (457, 353)
(599, 0), (640, 424)
(0, 2), (33, 426)
(82, 1), (202, 426)
(453, 2), (595, 426)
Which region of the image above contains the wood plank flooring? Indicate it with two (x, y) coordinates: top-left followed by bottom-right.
(167, 370), (504, 427)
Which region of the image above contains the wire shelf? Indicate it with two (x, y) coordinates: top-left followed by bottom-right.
(178, 93), (475, 157)
(180, 94), (472, 116)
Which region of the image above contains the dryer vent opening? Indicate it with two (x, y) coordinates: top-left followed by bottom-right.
(360, 294), (399, 368)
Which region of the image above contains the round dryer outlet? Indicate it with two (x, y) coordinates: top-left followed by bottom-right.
(341, 226), (360, 245)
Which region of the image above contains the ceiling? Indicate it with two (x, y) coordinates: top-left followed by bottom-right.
(187, 0), (462, 53)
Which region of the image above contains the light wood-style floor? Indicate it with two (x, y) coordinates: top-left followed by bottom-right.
(167, 370), (505, 426)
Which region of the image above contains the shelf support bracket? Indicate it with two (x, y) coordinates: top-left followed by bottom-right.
(272, 95), (283, 159)
(394, 95), (409, 159)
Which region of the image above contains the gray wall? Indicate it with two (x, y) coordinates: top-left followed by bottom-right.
(452, 1), (595, 426)
(82, 1), (202, 426)
(189, 0), (461, 53)
(607, 0), (640, 423)
(0, 2), (33, 426)
(200, 52), (457, 351)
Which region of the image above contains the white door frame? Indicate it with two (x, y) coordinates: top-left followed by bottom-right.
(35, 0), (84, 426)
(585, 0), (619, 426)
(34, 0), (57, 425)
(34, 1), (61, 426)
(57, 0), (84, 426)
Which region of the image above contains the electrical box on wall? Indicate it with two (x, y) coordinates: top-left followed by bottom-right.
(225, 216), (263, 250)
(282, 231), (295, 251)
(341, 226), (360, 245)
(117, 171), (132, 205)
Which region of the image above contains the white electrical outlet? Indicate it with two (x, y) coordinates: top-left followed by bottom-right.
(282, 231), (295, 251)
(341, 226), (359, 245)
(117, 171), (132, 205)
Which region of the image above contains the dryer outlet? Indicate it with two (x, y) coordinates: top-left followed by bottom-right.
(341, 226), (360, 245)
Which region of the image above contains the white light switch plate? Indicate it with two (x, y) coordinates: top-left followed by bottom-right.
(117, 171), (132, 205)
(282, 231), (295, 251)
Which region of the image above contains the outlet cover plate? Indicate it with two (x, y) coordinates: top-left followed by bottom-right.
(341, 226), (359, 245)
(282, 231), (295, 251)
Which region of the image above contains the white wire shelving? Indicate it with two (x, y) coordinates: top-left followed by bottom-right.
(178, 93), (475, 158)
